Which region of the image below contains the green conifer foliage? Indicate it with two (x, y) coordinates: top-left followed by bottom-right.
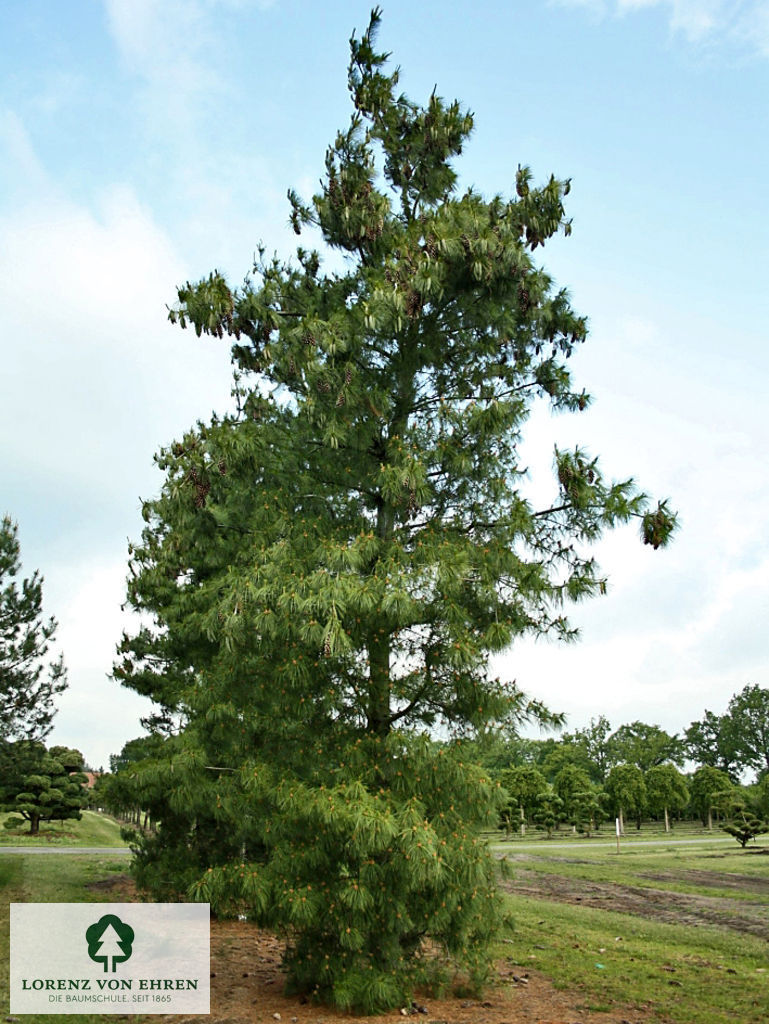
(117, 10), (676, 1012)
(722, 809), (769, 848)
(2, 743), (87, 835)
(0, 515), (67, 741)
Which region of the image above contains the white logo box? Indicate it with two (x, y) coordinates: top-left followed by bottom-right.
(10, 903), (210, 1014)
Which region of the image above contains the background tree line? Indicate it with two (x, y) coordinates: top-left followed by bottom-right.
(99, 683), (769, 844)
(464, 686), (769, 838)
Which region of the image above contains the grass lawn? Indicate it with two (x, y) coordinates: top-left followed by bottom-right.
(496, 838), (769, 1024)
(0, 809), (126, 846)
(0, 853), (136, 1023)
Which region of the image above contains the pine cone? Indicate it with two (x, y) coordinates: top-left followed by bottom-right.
(194, 481), (211, 508)
(406, 290), (422, 319)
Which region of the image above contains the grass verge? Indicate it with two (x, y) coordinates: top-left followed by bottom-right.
(496, 839), (769, 1024)
(0, 854), (137, 1023)
(499, 893), (769, 1024)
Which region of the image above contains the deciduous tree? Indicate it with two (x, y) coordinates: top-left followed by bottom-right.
(689, 765), (732, 830)
(605, 763), (646, 832)
(553, 764), (599, 835)
(726, 684), (769, 777)
(645, 763), (688, 832)
(606, 721), (683, 773)
(499, 764), (548, 835)
(563, 714), (612, 782)
(684, 710), (740, 779)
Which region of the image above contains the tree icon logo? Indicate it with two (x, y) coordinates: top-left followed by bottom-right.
(85, 914), (135, 972)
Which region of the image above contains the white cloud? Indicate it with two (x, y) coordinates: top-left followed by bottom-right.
(733, 2), (769, 55)
(553, 0), (769, 56)
(0, 114), (235, 766)
(0, 147), (234, 498)
(0, 110), (49, 193)
(496, 295), (769, 742)
(29, 71), (86, 118)
(100, 0), (299, 277)
(103, 0), (219, 134)
(613, 0), (726, 39)
(102, 0), (275, 126)
(46, 558), (153, 771)
(105, 0), (204, 77)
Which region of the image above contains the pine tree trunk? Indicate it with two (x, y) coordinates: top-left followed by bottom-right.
(367, 631), (391, 737)
(368, 498), (395, 737)
(707, 808), (713, 830)
(29, 814), (40, 835)
(664, 806), (670, 832)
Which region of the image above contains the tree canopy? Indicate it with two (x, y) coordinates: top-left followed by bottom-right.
(686, 685), (769, 781)
(685, 709), (740, 779)
(1, 742), (87, 835)
(726, 684), (769, 777)
(116, 9), (676, 1012)
(606, 721), (684, 774)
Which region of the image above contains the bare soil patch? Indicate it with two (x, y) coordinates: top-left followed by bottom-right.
(177, 919), (648, 1024)
(86, 873), (136, 896)
(500, 869), (769, 941)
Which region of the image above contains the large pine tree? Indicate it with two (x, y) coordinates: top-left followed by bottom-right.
(117, 10), (676, 1012)
(0, 515), (67, 742)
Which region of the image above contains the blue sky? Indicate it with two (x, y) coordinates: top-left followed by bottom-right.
(1, 0), (768, 769)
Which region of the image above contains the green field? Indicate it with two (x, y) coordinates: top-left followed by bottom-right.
(495, 836), (769, 1024)
(0, 854), (136, 1023)
(0, 809), (126, 846)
